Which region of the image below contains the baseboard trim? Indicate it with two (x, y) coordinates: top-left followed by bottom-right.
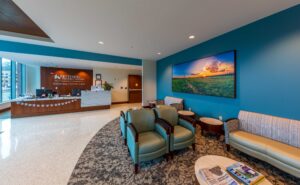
(112, 101), (129, 104)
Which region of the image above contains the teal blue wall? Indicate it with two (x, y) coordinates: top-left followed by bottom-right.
(157, 5), (300, 120)
(0, 40), (142, 66)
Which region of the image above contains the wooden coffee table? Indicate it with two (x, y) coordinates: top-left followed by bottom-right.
(195, 155), (272, 185)
(199, 117), (224, 137)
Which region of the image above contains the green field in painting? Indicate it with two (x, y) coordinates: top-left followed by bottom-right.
(172, 75), (235, 98)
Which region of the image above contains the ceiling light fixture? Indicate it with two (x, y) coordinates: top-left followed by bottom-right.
(157, 52), (161, 55)
(189, 35), (195, 39)
(98, 41), (104, 45)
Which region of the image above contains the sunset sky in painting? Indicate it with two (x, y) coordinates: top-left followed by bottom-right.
(173, 51), (235, 78)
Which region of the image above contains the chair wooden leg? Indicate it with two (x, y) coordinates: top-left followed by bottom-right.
(192, 143), (195, 151)
(124, 138), (127, 146)
(170, 152), (174, 159)
(134, 164), (139, 174)
(164, 154), (169, 162)
(226, 144), (230, 151)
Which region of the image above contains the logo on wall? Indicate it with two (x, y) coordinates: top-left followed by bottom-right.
(53, 74), (85, 86)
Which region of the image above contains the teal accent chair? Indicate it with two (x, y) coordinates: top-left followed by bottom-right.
(120, 110), (128, 145)
(127, 109), (170, 173)
(154, 105), (196, 157)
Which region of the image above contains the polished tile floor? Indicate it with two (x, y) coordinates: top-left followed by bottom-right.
(0, 103), (141, 185)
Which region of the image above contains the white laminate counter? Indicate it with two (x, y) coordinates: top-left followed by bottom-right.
(81, 90), (111, 107)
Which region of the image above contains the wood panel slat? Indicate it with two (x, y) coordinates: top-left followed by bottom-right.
(0, 0), (50, 38)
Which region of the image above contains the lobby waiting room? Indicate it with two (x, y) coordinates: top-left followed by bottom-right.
(0, 1), (300, 185)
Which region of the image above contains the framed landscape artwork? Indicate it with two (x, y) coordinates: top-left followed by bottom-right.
(172, 50), (236, 98)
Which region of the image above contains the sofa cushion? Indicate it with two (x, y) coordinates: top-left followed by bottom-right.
(266, 140), (300, 170)
(174, 125), (193, 143)
(138, 132), (165, 154)
(238, 110), (300, 148)
(229, 131), (268, 154)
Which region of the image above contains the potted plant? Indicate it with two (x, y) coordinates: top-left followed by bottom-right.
(103, 81), (113, 91)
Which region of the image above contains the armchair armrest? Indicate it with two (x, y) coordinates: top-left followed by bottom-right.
(155, 118), (172, 135)
(179, 118), (196, 134)
(224, 118), (239, 144)
(179, 115), (196, 127)
(120, 111), (127, 123)
(120, 110), (125, 118)
(156, 118), (174, 133)
(127, 124), (139, 142)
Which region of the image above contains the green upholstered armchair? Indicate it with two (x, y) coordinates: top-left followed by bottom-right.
(120, 110), (128, 145)
(126, 109), (169, 173)
(154, 105), (196, 156)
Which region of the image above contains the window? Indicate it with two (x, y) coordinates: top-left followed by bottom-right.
(2, 58), (11, 102)
(0, 58), (25, 103)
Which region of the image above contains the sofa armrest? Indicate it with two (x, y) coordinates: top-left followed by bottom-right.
(179, 118), (196, 134)
(127, 124), (139, 142)
(224, 118), (239, 144)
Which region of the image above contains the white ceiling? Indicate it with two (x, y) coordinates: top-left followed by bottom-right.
(0, 51), (142, 70)
(1, 0), (299, 61)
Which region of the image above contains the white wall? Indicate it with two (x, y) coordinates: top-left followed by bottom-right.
(93, 68), (142, 103)
(26, 65), (41, 95)
(23, 64), (142, 103)
(142, 60), (156, 106)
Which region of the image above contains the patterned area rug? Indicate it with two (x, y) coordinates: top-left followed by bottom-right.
(68, 118), (300, 185)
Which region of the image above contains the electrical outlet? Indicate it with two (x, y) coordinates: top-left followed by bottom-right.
(219, 116), (223, 121)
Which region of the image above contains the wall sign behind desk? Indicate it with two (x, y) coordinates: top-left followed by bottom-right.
(41, 67), (93, 95)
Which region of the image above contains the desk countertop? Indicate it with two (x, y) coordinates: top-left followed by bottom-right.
(11, 96), (81, 102)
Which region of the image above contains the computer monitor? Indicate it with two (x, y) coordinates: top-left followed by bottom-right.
(71, 89), (81, 96)
(36, 89), (46, 98)
(45, 89), (53, 96)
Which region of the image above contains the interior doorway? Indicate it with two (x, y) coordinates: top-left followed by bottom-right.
(128, 75), (142, 103)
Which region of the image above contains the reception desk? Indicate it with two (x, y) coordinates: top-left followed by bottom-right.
(11, 91), (111, 118)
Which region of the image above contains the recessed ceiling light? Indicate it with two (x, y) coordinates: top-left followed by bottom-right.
(98, 41), (104, 45)
(189, 35), (195, 39)
(157, 52), (161, 55)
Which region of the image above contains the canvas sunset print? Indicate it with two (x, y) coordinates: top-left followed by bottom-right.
(172, 50), (236, 98)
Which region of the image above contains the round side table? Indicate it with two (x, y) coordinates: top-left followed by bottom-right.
(178, 110), (195, 117)
(199, 117), (224, 137)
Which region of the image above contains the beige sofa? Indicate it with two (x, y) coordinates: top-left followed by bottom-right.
(224, 110), (300, 178)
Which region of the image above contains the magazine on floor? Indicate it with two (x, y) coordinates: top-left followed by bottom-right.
(226, 162), (265, 185)
(199, 166), (238, 185)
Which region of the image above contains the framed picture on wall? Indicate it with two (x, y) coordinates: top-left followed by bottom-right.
(96, 74), (102, 80)
(95, 80), (102, 86)
(172, 50), (236, 98)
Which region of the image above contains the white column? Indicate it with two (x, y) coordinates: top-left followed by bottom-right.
(142, 60), (156, 106)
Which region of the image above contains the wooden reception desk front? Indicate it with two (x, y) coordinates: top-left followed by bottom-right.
(11, 91), (111, 118)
